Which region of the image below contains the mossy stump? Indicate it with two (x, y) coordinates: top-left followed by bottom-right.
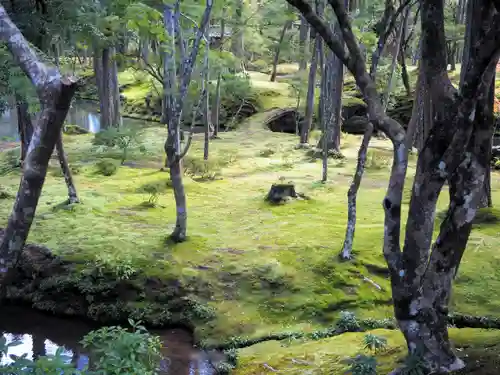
(266, 183), (306, 204)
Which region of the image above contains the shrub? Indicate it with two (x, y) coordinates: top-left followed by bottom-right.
(93, 252), (138, 280)
(81, 319), (162, 375)
(183, 156), (221, 181)
(92, 126), (144, 164)
(345, 355), (377, 375)
(336, 311), (360, 333)
(137, 180), (172, 205)
(96, 158), (119, 176)
(363, 334), (388, 354)
(0, 148), (20, 175)
(64, 124), (89, 135)
(250, 59), (269, 73)
(0, 186), (13, 200)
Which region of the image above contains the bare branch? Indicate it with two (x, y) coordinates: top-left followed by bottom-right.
(339, 123), (374, 260)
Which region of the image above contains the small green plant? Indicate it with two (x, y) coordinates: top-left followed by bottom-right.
(345, 355), (377, 375)
(92, 126), (144, 164)
(183, 156), (221, 181)
(95, 158), (119, 176)
(93, 253), (138, 280)
(259, 147), (276, 157)
(137, 180), (172, 206)
(363, 334), (388, 354)
(281, 154), (294, 170)
(336, 311), (360, 333)
(400, 349), (427, 375)
(81, 319), (162, 375)
(0, 186), (13, 200)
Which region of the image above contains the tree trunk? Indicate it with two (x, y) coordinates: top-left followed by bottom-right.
(270, 20), (292, 82)
(298, 15), (309, 71)
(203, 42), (211, 160)
(93, 45), (104, 106)
(329, 21), (344, 152)
(231, 0), (244, 60)
(55, 134), (79, 204)
(100, 47), (113, 129)
(110, 47), (121, 127)
(382, 10), (407, 110)
(212, 14), (226, 138)
(0, 5), (78, 292)
(301, 34), (320, 144)
(15, 95), (33, 163)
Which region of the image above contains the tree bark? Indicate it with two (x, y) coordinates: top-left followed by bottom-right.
(15, 94), (33, 163)
(163, 1), (213, 242)
(298, 15), (309, 71)
(110, 47), (121, 127)
(301, 33), (320, 144)
(100, 47), (113, 129)
(212, 14), (226, 138)
(339, 124), (373, 259)
(270, 20), (292, 82)
(203, 41), (212, 160)
(231, 0), (244, 60)
(55, 134), (79, 204)
(0, 5), (78, 292)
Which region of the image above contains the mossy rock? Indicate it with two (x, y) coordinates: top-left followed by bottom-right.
(64, 124), (89, 135)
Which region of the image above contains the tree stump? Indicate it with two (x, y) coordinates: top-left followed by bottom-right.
(266, 183), (306, 204)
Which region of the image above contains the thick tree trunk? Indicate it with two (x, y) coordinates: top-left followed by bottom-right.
(0, 5), (78, 292)
(55, 134), (79, 204)
(298, 15), (309, 71)
(301, 35), (320, 144)
(93, 45), (104, 105)
(16, 95), (33, 163)
(270, 20), (292, 82)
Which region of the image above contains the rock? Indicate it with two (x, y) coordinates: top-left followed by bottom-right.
(342, 115), (370, 135)
(63, 124), (89, 135)
(342, 101), (367, 119)
(264, 108), (304, 134)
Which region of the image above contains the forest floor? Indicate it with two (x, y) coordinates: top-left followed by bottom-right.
(1, 66), (500, 372)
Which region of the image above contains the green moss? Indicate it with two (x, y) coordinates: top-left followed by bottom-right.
(1, 108), (500, 349)
(235, 328), (500, 374)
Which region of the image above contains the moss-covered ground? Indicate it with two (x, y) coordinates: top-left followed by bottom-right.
(2, 64), (500, 371)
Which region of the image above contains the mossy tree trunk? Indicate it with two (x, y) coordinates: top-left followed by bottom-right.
(301, 29), (319, 144)
(289, 0), (500, 372)
(55, 134), (80, 204)
(212, 13), (226, 138)
(0, 6), (78, 294)
(162, 1), (212, 243)
(298, 15), (309, 71)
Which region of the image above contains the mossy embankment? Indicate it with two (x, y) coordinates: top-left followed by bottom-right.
(1, 64), (500, 371)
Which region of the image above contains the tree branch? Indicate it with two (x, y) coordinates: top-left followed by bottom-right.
(0, 6), (60, 98)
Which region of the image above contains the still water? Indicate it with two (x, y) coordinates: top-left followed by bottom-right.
(0, 306), (217, 374)
(0, 100), (148, 141)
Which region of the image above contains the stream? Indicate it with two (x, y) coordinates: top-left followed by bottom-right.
(0, 306), (217, 374)
(0, 100), (150, 141)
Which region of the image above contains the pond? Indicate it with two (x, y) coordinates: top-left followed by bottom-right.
(0, 306), (218, 374)
(0, 100), (151, 141)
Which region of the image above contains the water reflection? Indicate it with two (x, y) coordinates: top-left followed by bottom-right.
(0, 306), (216, 374)
(0, 100), (149, 140)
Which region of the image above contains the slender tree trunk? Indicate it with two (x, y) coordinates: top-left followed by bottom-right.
(110, 47), (121, 127)
(93, 45), (104, 104)
(270, 20), (292, 82)
(55, 134), (79, 204)
(329, 20), (344, 152)
(203, 42), (211, 160)
(399, 8), (411, 96)
(0, 5), (78, 293)
(298, 15), (309, 71)
(231, 0), (244, 61)
(212, 14), (226, 138)
(382, 11), (407, 110)
(15, 95), (33, 163)
(339, 124), (373, 259)
(301, 33), (320, 144)
(100, 47), (112, 129)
